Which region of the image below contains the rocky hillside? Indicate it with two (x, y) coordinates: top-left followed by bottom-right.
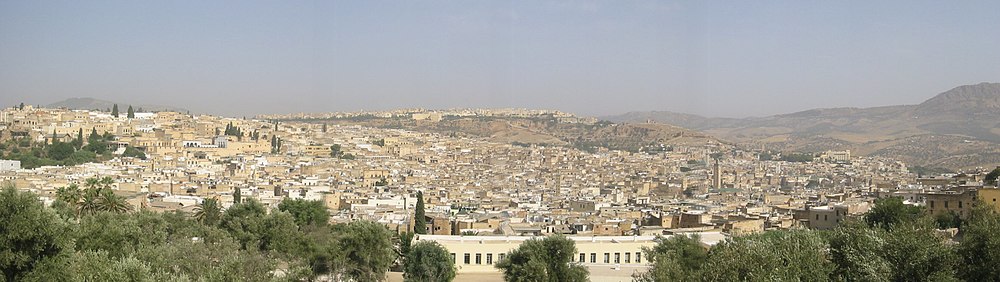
(305, 116), (725, 153)
(603, 82), (1000, 169)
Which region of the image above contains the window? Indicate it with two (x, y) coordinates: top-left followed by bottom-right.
(959, 201), (963, 208)
(945, 201), (949, 208)
(451, 253), (456, 263)
(636, 252), (642, 263)
(815, 214), (819, 220)
(487, 253), (493, 264)
(824, 215), (828, 221)
(579, 253), (585, 263)
(591, 253), (597, 263)
(475, 253), (481, 264)
(614, 253), (621, 263)
(930, 201), (934, 208)
(499, 253), (506, 261)
(604, 253), (610, 263)
(625, 252), (631, 263)
(464, 253), (470, 264)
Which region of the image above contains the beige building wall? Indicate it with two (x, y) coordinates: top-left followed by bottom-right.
(979, 188), (1000, 212)
(925, 191), (976, 218)
(416, 235), (659, 274)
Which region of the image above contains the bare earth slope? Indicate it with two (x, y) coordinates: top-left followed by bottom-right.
(603, 82), (1000, 169)
(304, 116), (725, 153)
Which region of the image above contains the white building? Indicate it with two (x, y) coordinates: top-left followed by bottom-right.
(415, 232), (726, 281)
(0, 160), (21, 172)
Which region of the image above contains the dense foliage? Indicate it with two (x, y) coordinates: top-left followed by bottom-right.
(414, 191), (427, 234)
(6, 175), (1000, 282)
(635, 196), (999, 282)
(633, 234), (706, 282)
(778, 152), (815, 163)
(985, 167), (1000, 186)
(0, 181), (402, 282)
(403, 241), (456, 282)
(495, 235), (589, 282)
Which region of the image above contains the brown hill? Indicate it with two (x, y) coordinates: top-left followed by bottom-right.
(603, 82), (1000, 169)
(310, 116), (725, 153)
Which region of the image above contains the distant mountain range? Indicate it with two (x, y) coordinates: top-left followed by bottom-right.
(603, 82), (1000, 170)
(46, 97), (188, 113)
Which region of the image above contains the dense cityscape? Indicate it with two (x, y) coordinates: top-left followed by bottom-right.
(2, 104), (999, 281)
(4, 1), (1000, 282)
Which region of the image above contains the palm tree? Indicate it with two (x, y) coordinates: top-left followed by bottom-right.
(97, 189), (132, 213)
(98, 176), (114, 190)
(76, 177), (131, 215)
(84, 177), (101, 191)
(78, 188), (101, 216)
(193, 198), (221, 225)
(55, 184), (82, 206)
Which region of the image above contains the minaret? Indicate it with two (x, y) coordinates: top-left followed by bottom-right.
(713, 159), (722, 190)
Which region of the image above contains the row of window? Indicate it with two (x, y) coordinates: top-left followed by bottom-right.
(574, 252), (641, 264)
(929, 200), (964, 209)
(451, 252), (643, 265)
(453, 253), (505, 265)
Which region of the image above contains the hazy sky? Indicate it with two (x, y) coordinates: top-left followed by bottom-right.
(2, 1), (999, 118)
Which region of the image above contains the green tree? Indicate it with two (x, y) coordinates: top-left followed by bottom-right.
(935, 211), (962, 229)
(78, 187), (103, 216)
(84, 128), (109, 154)
(957, 201), (1000, 281)
(47, 141), (74, 161)
(75, 211), (170, 259)
(257, 211), (301, 254)
(985, 167), (1000, 186)
(701, 230), (834, 282)
(17, 102), (24, 110)
(193, 198), (222, 226)
(72, 128), (84, 149)
(55, 184), (82, 208)
(123, 146), (146, 159)
(65, 150), (97, 166)
(233, 186), (242, 204)
(495, 235), (588, 282)
(295, 225), (344, 279)
(71, 177), (131, 216)
(127, 105), (135, 119)
(865, 197), (924, 230)
(97, 189), (132, 213)
(414, 191), (427, 234)
(330, 144), (342, 157)
(881, 218), (960, 281)
(131, 215), (276, 281)
(396, 231), (414, 268)
(219, 199), (267, 250)
(0, 182), (74, 281)
(827, 220), (893, 281)
(277, 198), (330, 227)
(404, 241), (456, 282)
(112, 104), (119, 118)
(334, 220), (396, 281)
(634, 234), (707, 282)
(22, 250), (173, 282)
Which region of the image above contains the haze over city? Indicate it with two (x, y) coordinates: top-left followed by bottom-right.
(3, 1), (999, 117)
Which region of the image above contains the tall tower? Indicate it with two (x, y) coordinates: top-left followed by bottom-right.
(713, 159), (722, 189)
